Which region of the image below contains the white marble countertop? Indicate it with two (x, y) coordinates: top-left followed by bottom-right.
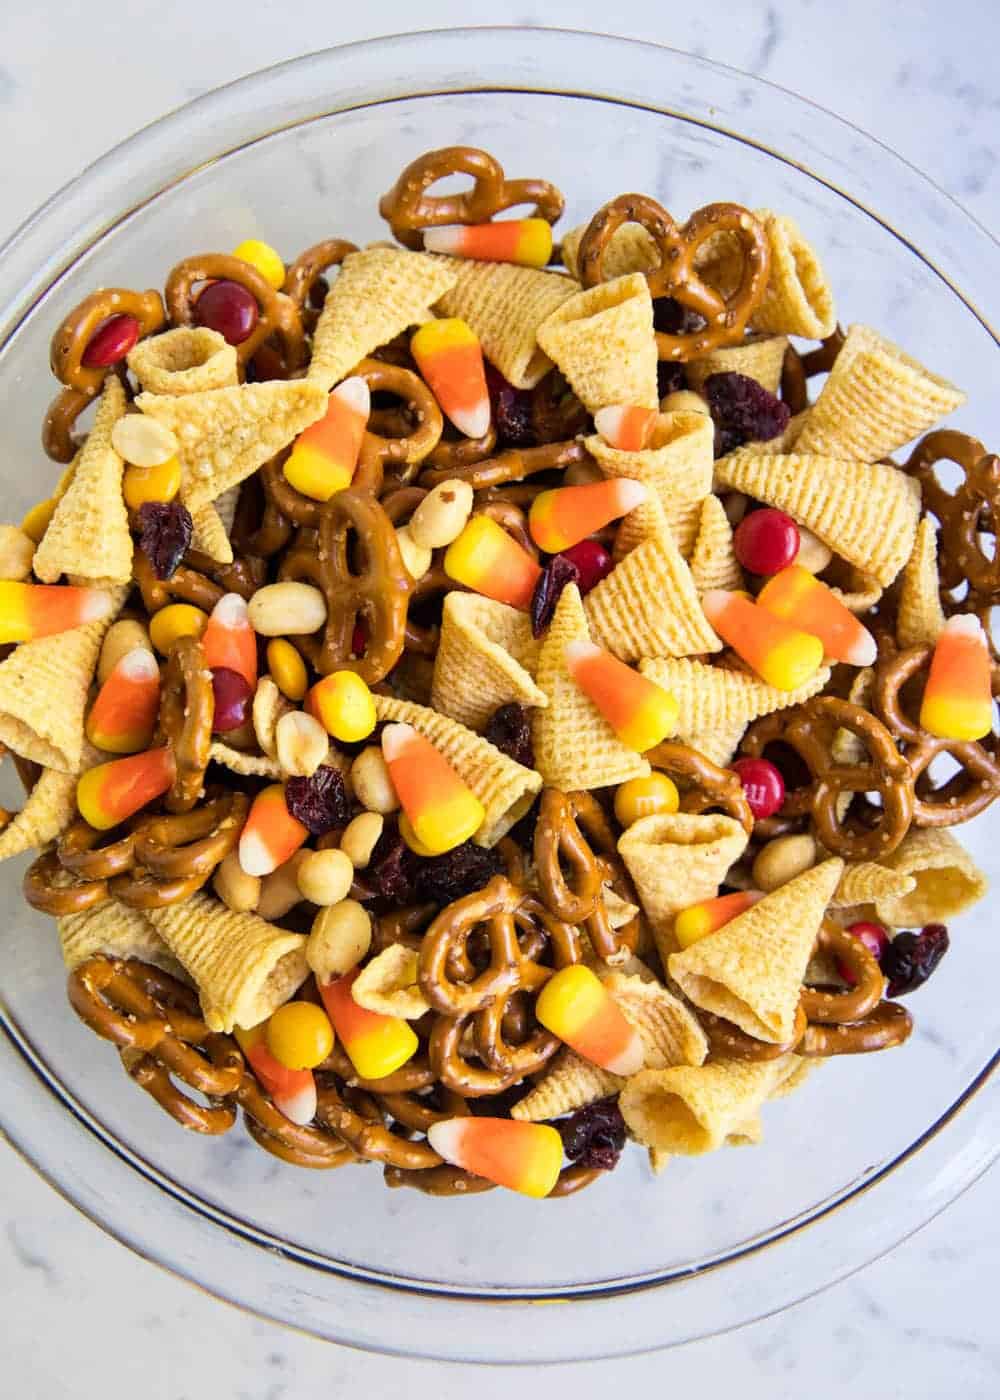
(2, 2), (997, 1394)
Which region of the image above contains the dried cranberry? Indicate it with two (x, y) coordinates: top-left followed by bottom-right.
(653, 297), (705, 337)
(558, 539), (613, 595)
(285, 766), (350, 835)
(706, 372), (791, 457)
(657, 360), (687, 399)
(485, 363), (535, 447)
(530, 554), (580, 638)
(210, 667), (252, 732)
(882, 923), (950, 997)
(369, 819), (420, 904)
(137, 501), (193, 580)
(483, 702), (534, 768)
(557, 1098), (626, 1171)
(415, 842), (502, 905)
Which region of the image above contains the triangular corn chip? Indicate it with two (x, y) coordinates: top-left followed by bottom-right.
(537, 273), (658, 412)
(620, 1055), (796, 1154)
(688, 494), (744, 593)
(188, 500), (234, 565)
(669, 858), (844, 1043)
(829, 861), (916, 910)
(431, 593), (546, 730)
(0, 742), (101, 860)
(639, 655), (831, 740)
(531, 583), (649, 791)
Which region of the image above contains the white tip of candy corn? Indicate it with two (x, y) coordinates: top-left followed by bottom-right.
(275, 1079), (317, 1127)
(614, 479), (648, 513)
(212, 592), (250, 627)
(563, 638), (601, 669)
(426, 1118), (469, 1167)
(117, 647), (160, 681)
(422, 227), (465, 256)
(603, 1031), (645, 1078)
(942, 613), (985, 643)
(447, 401), (492, 442)
(700, 590), (731, 623)
(238, 829), (277, 879)
(333, 376), (372, 419)
(842, 626), (878, 668)
(82, 589), (117, 624)
(380, 722), (414, 763)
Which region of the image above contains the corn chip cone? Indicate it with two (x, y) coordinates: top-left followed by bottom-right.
(829, 861), (916, 909)
(430, 593), (546, 730)
(188, 501), (234, 565)
(794, 324), (965, 462)
(0, 742), (101, 860)
(830, 568), (883, 615)
(307, 248), (457, 391)
(559, 221), (661, 283)
(620, 1055), (795, 1154)
(351, 944), (430, 1019)
(33, 377), (132, 586)
(688, 494), (744, 593)
(896, 516), (946, 649)
(147, 892), (308, 1033)
(531, 583), (649, 792)
(373, 695), (542, 845)
(618, 812), (748, 963)
(872, 828), (987, 927)
(592, 412), (714, 559)
(639, 655), (831, 741)
(537, 273), (659, 412)
(715, 451), (920, 587)
(648, 1148), (671, 1174)
(136, 379), (326, 513)
(59, 899), (186, 978)
(512, 973), (708, 1121)
(613, 494), (673, 563)
(669, 858), (844, 1043)
(769, 1055), (816, 1099)
(208, 740), (282, 780)
(0, 595), (123, 773)
(750, 212), (837, 339)
(432, 258), (580, 389)
(127, 327), (238, 395)
(685, 335), (789, 396)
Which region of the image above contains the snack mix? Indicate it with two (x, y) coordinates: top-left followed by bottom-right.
(6, 144), (995, 1198)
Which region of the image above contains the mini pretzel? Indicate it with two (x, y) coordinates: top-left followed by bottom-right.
(577, 194), (770, 361)
(322, 1038), (436, 1094)
(429, 1010), (559, 1098)
(740, 696), (914, 860)
(111, 793), (248, 910)
(282, 237), (358, 331)
(700, 1003), (807, 1062)
(43, 288), (166, 462)
(800, 920), (885, 1025)
(165, 253), (305, 377)
(903, 429), (1000, 601)
(278, 489), (411, 683)
(23, 848), (109, 915)
(474, 497), (539, 560)
(378, 145), (564, 250)
(779, 324), (845, 415)
(874, 642), (1000, 826)
(67, 957), (242, 1134)
(156, 635), (214, 813)
(647, 740), (754, 836)
(354, 359), (444, 493)
(315, 1080), (443, 1170)
(239, 1075), (356, 1167)
(799, 1001), (912, 1057)
(376, 1086), (470, 1134)
(419, 439), (587, 491)
(425, 424), (498, 473)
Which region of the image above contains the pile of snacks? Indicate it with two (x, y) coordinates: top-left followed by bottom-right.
(5, 145), (994, 1199)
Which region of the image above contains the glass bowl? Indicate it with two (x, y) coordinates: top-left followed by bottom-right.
(0, 27), (997, 1365)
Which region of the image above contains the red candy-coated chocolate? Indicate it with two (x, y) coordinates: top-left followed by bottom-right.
(211, 667), (253, 732)
(731, 756), (785, 820)
(195, 280), (259, 345)
(558, 539), (613, 595)
(839, 921), (890, 986)
(733, 508), (800, 576)
(81, 314), (141, 368)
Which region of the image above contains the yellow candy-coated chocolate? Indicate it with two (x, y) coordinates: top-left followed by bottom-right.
(123, 457), (182, 510)
(232, 238), (286, 290)
(308, 671), (376, 743)
(265, 1002), (335, 1070)
(614, 773), (680, 826)
(267, 638), (308, 701)
(149, 603), (208, 655)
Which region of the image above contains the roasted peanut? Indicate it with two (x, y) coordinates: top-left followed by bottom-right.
(0, 525), (36, 582)
(408, 478), (474, 549)
(213, 849), (261, 913)
(256, 851), (309, 920)
(248, 581), (327, 636)
(307, 898), (373, 979)
(339, 811), (384, 869)
(296, 847), (355, 906)
(350, 745), (399, 813)
(98, 619), (154, 684)
(275, 710), (329, 777)
(752, 833), (817, 892)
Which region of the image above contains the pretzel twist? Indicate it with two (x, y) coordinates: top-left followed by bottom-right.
(156, 635), (215, 813)
(903, 430), (1000, 602)
(419, 438), (587, 491)
(647, 740), (754, 836)
(165, 253), (305, 378)
(282, 237), (358, 332)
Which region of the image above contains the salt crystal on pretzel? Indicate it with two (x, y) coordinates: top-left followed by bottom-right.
(794, 324), (965, 462)
(430, 593), (546, 730)
(639, 656), (830, 746)
(716, 450), (920, 587)
(536, 272), (659, 412)
(33, 377), (133, 586)
(669, 858), (844, 1044)
(136, 379), (326, 513)
(126, 326), (238, 396)
(620, 1056), (796, 1155)
(58, 899), (184, 978)
(373, 694), (542, 846)
(870, 827), (987, 928)
(593, 415), (713, 561)
(685, 334), (789, 396)
(306, 247), (457, 392)
(531, 582), (649, 792)
(585, 503), (721, 662)
(617, 811), (748, 962)
(431, 258), (580, 388)
(896, 516), (946, 650)
(147, 890), (309, 1034)
(688, 494), (744, 593)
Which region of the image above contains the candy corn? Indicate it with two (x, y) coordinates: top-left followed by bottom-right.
(201, 592), (258, 689)
(234, 1022), (317, 1125)
(426, 1117), (564, 1198)
(674, 890), (765, 950)
(564, 640), (678, 752)
(318, 968), (418, 1081)
(593, 405), (658, 453)
(0, 581), (114, 645)
(536, 965), (645, 1075)
(283, 376), (370, 502)
(76, 747), (176, 830)
(443, 515), (541, 611)
(381, 722), (484, 855)
(238, 784), (309, 878)
(411, 318), (491, 440)
(756, 565), (877, 667)
(919, 614), (994, 741)
(701, 590), (824, 692)
(85, 647), (161, 754)
(422, 218), (553, 268)
(529, 479), (647, 554)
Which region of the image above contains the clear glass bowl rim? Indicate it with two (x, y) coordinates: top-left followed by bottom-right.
(0, 26), (997, 1364)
